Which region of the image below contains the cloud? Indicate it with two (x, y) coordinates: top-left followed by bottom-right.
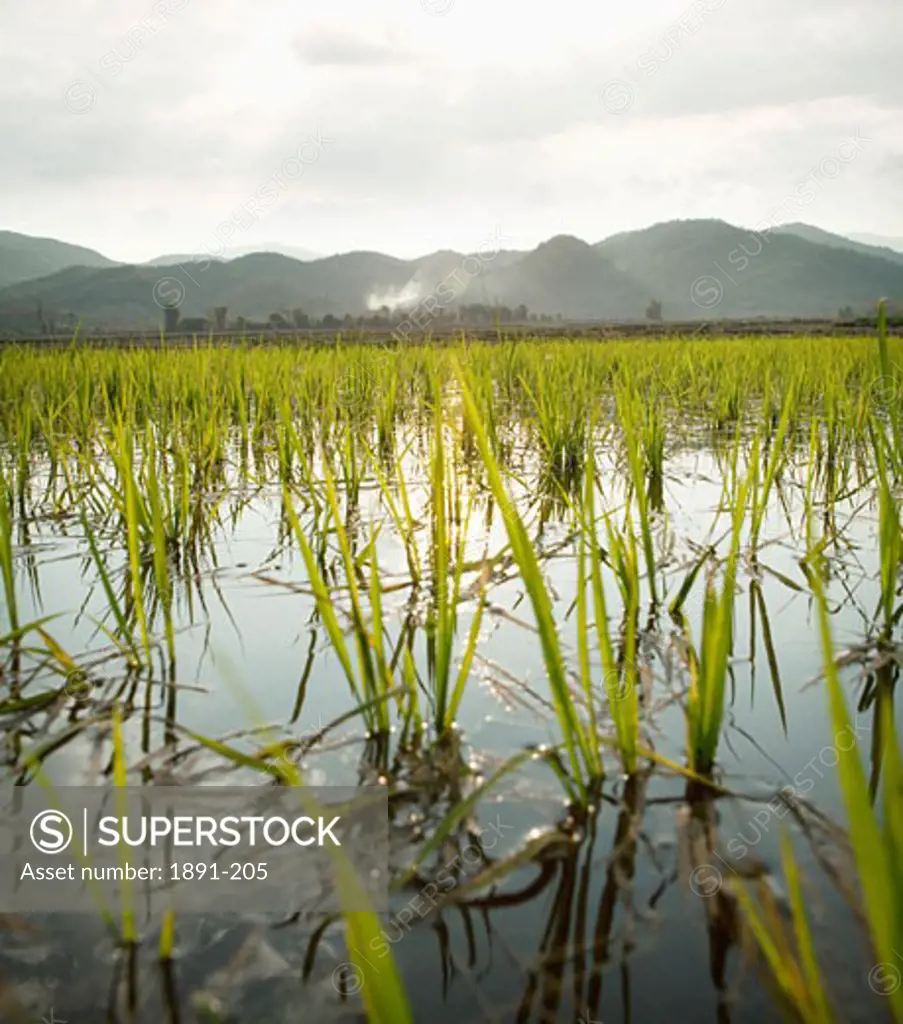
(292, 25), (421, 67)
(0, 0), (900, 261)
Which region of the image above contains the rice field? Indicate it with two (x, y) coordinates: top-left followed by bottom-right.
(1, 324), (902, 1023)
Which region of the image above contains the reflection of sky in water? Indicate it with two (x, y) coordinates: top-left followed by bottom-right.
(2, 434), (900, 1021)
(10, 443), (900, 807)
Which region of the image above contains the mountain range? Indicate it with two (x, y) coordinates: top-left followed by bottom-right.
(1, 220), (902, 335)
(143, 243), (324, 267)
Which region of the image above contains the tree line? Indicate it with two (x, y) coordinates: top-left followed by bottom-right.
(160, 302), (566, 334)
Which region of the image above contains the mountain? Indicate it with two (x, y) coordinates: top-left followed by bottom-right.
(0, 250), (460, 333)
(2, 219), (903, 334)
(226, 242), (324, 262)
(771, 223), (903, 266)
(145, 243), (324, 266)
(143, 253), (227, 267)
(0, 230), (117, 290)
(482, 235), (647, 319)
(848, 233), (903, 255)
(0, 238), (642, 332)
(595, 218), (903, 318)
(0, 242), (542, 334)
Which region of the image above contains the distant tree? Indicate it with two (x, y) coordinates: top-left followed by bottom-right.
(163, 305), (180, 334)
(268, 312), (290, 329)
(646, 299), (663, 321)
(212, 306), (228, 330)
(321, 314), (340, 329)
(291, 307), (309, 329)
(515, 303), (528, 322)
(838, 305), (855, 320)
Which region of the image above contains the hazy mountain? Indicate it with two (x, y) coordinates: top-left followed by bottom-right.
(0, 239), (540, 333)
(143, 254), (227, 267)
(145, 243), (324, 266)
(2, 219), (902, 334)
(482, 235), (647, 319)
(595, 218), (903, 318)
(0, 230), (117, 290)
(0, 249), (487, 332)
(226, 242), (324, 262)
(772, 223), (903, 266)
(848, 233), (903, 254)
(0, 255), (387, 333)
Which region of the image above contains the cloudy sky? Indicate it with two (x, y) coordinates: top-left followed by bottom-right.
(2, 0), (901, 262)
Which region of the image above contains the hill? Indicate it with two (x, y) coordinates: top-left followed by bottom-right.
(595, 219), (903, 318)
(0, 230), (117, 290)
(2, 219), (903, 334)
(772, 223), (903, 266)
(848, 233), (903, 255)
(0, 250), (455, 333)
(0, 243), (541, 334)
(481, 235), (647, 319)
(144, 243), (324, 266)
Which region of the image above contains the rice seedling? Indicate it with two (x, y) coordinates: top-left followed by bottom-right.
(736, 546), (903, 1023)
(457, 362), (601, 799)
(0, 464), (17, 636)
(428, 391), (487, 732)
(685, 475), (749, 775)
(616, 387), (661, 607)
(872, 433), (902, 637)
(522, 365), (587, 491)
(581, 457), (638, 775)
(748, 388), (794, 553)
(1, 327), (902, 1021)
(282, 484), (392, 735)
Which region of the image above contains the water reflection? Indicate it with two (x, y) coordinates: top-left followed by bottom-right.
(1, 407), (900, 1021)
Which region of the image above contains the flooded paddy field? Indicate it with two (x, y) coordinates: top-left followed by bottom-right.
(0, 332), (901, 1023)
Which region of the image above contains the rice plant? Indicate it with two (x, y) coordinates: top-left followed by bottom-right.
(0, 464), (17, 636)
(736, 549), (903, 1023)
(0, 326), (901, 1022)
(685, 475), (749, 774)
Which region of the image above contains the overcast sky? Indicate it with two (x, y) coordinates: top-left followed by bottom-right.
(2, 0), (901, 262)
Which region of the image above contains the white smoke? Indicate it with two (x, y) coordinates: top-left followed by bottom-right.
(365, 278), (423, 312)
